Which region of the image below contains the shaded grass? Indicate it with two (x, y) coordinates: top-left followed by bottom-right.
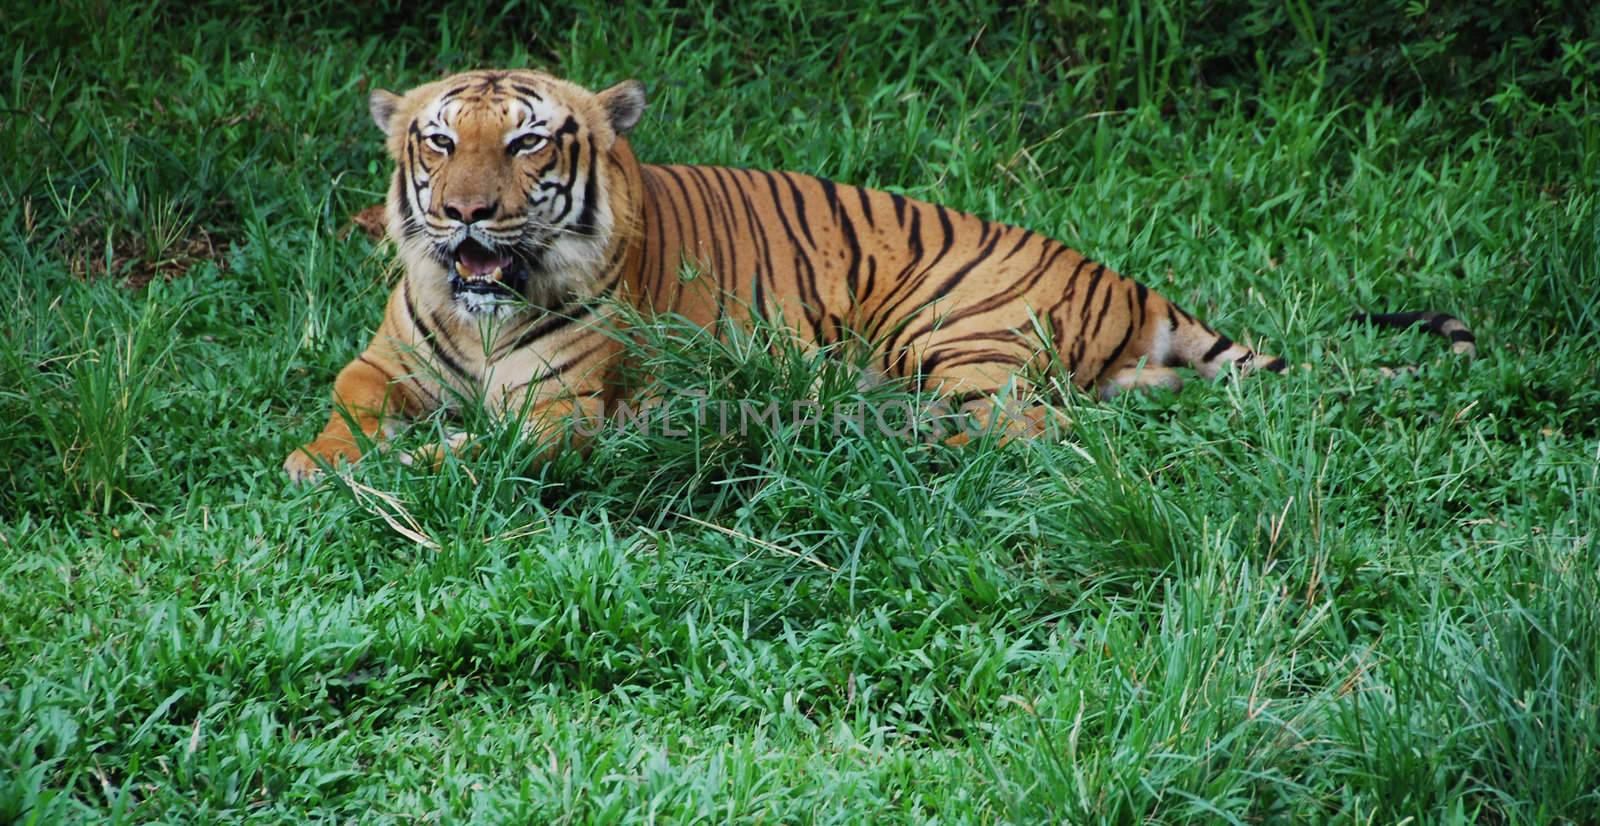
(3, 1), (1598, 823)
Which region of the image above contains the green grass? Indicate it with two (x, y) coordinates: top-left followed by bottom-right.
(3, 2), (1598, 823)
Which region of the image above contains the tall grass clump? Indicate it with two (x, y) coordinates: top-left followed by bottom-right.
(1, 281), (186, 514)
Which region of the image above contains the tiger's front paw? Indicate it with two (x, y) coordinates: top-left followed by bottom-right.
(394, 431), (474, 470)
(282, 439), (358, 483)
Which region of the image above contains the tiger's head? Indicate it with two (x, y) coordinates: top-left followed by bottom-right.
(369, 70), (646, 315)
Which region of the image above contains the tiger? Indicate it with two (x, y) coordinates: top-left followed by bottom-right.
(282, 69), (1475, 482)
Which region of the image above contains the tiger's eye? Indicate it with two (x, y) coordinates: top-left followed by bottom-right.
(509, 134), (548, 156)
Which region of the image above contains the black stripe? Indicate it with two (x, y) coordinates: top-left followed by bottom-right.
(818, 176), (841, 217)
(639, 169), (673, 304)
(873, 204), (974, 368)
(656, 167), (693, 308)
(834, 186), (864, 298)
(393, 167), (414, 228)
(694, 168), (739, 327)
(908, 237), (1070, 343)
(403, 281), (471, 382)
(1078, 264), (1106, 322)
(658, 167), (704, 273)
(756, 170), (824, 336)
(358, 355), (397, 383)
(706, 168), (752, 287)
(1202, 336), (1233, 362)
(930, 206), (956, 273)
(1087, 279), (1117, 339)
(890, 191), (907, 226)
(1355, 309), (1475, 345)
(505, 300), (596, 354)
(1043, 255), (1093, 369)
(925, 222), (1006, 302)
(572, 134), (600, 235)
(1094, 291), (1138, 381)
(945, 389), (990, 406)
(916, 349), (1019, 388)
(532, 147), (563, 181)
(536, 339), (610, 386)
(707, 168), (762, 312)
(554, 122), (584, 222)
(1353, 310), (1425, 328)
(682, 166), (730, 292)
(403, 125), (430, 215)
(427, 307), (473, 369)
(780, 173), (817, 248)
(732, 169), (776, 320)
(1001, 227), (1033, 262)
(856, 186), (875, 228)
(1068, 264), (1108, 370)
(865, 202), (929, 355)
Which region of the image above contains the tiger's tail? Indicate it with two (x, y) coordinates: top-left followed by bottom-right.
(1350, 310), (1477, 358)
(1110, 297), (1475, 398)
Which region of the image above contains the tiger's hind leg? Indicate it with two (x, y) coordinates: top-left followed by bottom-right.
(913, 356), (1074, 446)
(1098, 364), (1184, 399)
(1177, 330), (1287, 381)
(1143, 294), (1288, 382)
(937, 395), (1069, 447)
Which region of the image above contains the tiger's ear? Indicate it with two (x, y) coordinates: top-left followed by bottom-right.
(369, 89), (403, 136)
(596, 80), (646, 135)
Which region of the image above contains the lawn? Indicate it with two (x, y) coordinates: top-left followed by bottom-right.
(3, 2), (1598, 823)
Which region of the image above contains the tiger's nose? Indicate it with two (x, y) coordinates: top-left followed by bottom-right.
(442, 199), (497, 224)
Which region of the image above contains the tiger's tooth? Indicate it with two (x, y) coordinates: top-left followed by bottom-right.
(489, 266), (503, 281)
(454, 260), (469, 277)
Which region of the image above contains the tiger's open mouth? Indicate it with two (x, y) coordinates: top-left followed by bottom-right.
(448, 238), (529, 300)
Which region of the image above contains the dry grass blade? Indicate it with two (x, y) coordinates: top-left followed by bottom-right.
(671, 511), (836, 572)
(335, 471), (440, 550)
